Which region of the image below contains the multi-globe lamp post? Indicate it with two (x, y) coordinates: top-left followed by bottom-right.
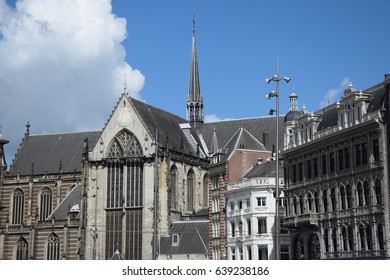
(265, 65), (290, 260)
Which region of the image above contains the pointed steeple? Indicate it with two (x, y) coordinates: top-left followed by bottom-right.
(186, 13), (204, 129)
(209, 127), (219, 154)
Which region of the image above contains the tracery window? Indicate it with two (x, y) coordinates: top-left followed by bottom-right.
(47, 233), (60, 260)
(105, 129), (144, 260)
(16, 237), (28, 260)
(187, 169), (195, 211)
(169, 165), (177, 210)
(40, 187), (52, 221)
(12, 188), (24, 225)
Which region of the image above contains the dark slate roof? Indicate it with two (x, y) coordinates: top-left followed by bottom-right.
(9, 131), (100, 175)
(243, 161), (283, 179)
(130, 97), (204, 156)
(316, 106), (338, 131)
(47, 183), (81, 220)
(366, 85), (387, 113)
(284, 110), (300, 122)
(199, 116), (284, 153)
(218, 127), (266, 161)
(317, 77), (389, 132)
(159, 220), (209, 255)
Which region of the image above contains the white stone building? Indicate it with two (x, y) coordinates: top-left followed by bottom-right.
(225, 160), (290, 260)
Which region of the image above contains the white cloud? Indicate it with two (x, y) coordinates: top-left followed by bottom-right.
(0, 0), (145, 163)
(319, 77), (349, 108)
(204, 114), (231, 123)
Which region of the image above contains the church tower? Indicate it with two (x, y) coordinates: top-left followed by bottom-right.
(186, 14), (204, 129)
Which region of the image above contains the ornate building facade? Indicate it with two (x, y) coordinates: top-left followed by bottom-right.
(282, 75), (390, 259)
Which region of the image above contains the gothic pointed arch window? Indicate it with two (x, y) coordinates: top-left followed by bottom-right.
(363, 181), (370, 206)
(357, 182), (364, 206)
(47, 233), (60, 260)
(107, 129), (143, 158)
(12, 188), (24, 225)
(40, 187), (52, 221)
(105, 129), (144, 260)
(203, 174), (209, 207)
(377, 223), (385, 250)
(169, 165), (178, 210)
(348, 225), (354, 251)
(322, 190), (328, 213)
(375, 179), (382, 205)
(346, 184), (352, 208)
(187, 169), (195, 212)
(15, 237), (28, 260)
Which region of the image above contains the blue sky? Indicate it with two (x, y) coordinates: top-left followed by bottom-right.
(112, 0), (390, 118)
(1, 0), (390, 166)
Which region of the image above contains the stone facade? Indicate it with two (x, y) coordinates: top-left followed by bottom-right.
(282, 76), (390, 259)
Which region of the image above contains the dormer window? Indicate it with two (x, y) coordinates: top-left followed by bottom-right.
(172, 234), (180, 246)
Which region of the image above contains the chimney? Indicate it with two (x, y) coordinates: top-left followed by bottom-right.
(385, 73), (390, 81)
(257, 158), (263, 165)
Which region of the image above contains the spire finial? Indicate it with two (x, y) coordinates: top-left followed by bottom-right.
(123, 71), (128, 95)
(26, 121), (30, 136)
(192, 12), (196, 36)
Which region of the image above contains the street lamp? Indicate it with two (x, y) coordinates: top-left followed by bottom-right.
(265, 61), (290, 260)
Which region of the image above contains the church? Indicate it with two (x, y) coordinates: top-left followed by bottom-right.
(0, 22), (278, 260)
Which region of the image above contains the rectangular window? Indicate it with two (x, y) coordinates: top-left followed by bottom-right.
(239, 200), (243, 209)
(329, 152), (335, 172)
(247, 219), (251, 236)
(257, 218), (267, 234)
(344, 147), (350, 168)
(292, 165), (297, 183)
(231, 222), (235, 237)
(247, 246), (252, 260)
(306, 160), (312, 179)
(298, 162), (303, 181)
(355, 144), (361, 166)
(172, 234), (180, 246)
(257, 197), (266, 207)
(313, 158), (318, 177)
(230, 202), (235, 211)
(258, 246), (268, 260)
(338, 149), (344, 170)
(362, 143), (368, 164)
(373, 139), (380, 161)
(246, 198), (251, 209)
(322, 155), (327, 175)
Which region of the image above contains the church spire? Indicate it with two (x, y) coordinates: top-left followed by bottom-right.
(186, 13), (204, 129)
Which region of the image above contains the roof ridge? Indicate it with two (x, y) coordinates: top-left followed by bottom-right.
(27, 130), (101, 137)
